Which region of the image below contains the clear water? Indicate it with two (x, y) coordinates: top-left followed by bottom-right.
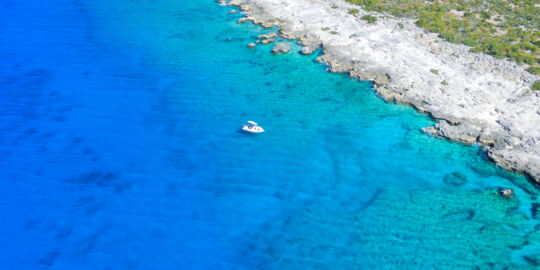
(1, 0), (539, 269)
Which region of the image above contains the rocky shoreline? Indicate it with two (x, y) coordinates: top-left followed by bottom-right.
(222, 0), (540, 183)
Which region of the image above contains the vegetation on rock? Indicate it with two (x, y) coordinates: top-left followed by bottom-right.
(346, 0), (540, 78)
(361, 14), (378, 24)
(532, 80), (540, 90)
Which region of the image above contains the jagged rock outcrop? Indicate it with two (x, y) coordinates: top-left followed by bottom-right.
(271, 42), (291, 54)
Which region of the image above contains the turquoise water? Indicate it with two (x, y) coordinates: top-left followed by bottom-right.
(1, 0), (539, 268)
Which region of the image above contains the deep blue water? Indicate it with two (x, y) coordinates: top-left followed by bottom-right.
(1, 0), (540, 269)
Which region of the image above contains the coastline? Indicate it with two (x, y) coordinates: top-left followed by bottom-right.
(224, 0), (540, 184)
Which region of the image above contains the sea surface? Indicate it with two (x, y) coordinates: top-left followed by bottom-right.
(1, 0), (539, 269)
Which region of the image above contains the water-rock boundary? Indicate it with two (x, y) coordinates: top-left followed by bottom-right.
(222, 0), (540, 184)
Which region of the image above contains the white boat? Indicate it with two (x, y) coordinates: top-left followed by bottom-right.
(242, 121), (264, 133)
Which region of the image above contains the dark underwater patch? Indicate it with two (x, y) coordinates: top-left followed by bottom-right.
(531, 203), (540, 219)
(523, 255), (540, 266)
(24, 220), (40, 231)
(56, 226), (73, 239)
(443, 171), (468, 186)
(38, 249), (60, 267)
(442, 209), (475, 222)
(361, 188), (382, 211)
(114, 181), (132, 194)
(65, 171), (119, 189)
(24, 69), (53, 91)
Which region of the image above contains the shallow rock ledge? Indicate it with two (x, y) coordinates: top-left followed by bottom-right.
(271, 42), (291, 54)
(224, 0), (540, 183)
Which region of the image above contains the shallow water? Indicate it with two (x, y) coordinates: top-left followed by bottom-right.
(1, 0), (539, 269)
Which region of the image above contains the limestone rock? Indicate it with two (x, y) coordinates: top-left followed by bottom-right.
(374, 86), (403, 103)
(227, 0), (244, 5)
(300, 42), (321, 55)
(373, 73), (390, 86)
(261, 38), (275, 45)
(271, 42), (291, 54)
(315, 52), (355, 73)
(237, 17), (248, 24)
(299, 33), (322, 55)
(258, 32), (277, 45)
(258, 33), (277, 40)
(239, 4), (252, 11)
(498, 187), (515, 199)
(424, 121), (482, 144)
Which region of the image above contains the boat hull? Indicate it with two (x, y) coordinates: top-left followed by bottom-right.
(242, 125), (264, 133)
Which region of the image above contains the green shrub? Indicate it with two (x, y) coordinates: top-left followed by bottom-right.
(533, 81), (540, 91)
(361, 15), (377, 24)
(349, 8), (359, 15)
(527, 66), (540, 75)
(441, 80), (448, 85)
(430, 69), (439, 75)
(397, 22), (404, 29)
(345, 0), (540, 68)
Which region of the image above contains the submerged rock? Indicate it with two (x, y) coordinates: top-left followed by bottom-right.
(532, 203), (540, 219)
(468, 159), (498, 178)
(443, 171), (468, 186)
(442, 209), (475, 221)
(271, 43), (291, 54)
(498, 187), (515, 199)
(523, 254), (540, 267)
(528, 225), (540, 242)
